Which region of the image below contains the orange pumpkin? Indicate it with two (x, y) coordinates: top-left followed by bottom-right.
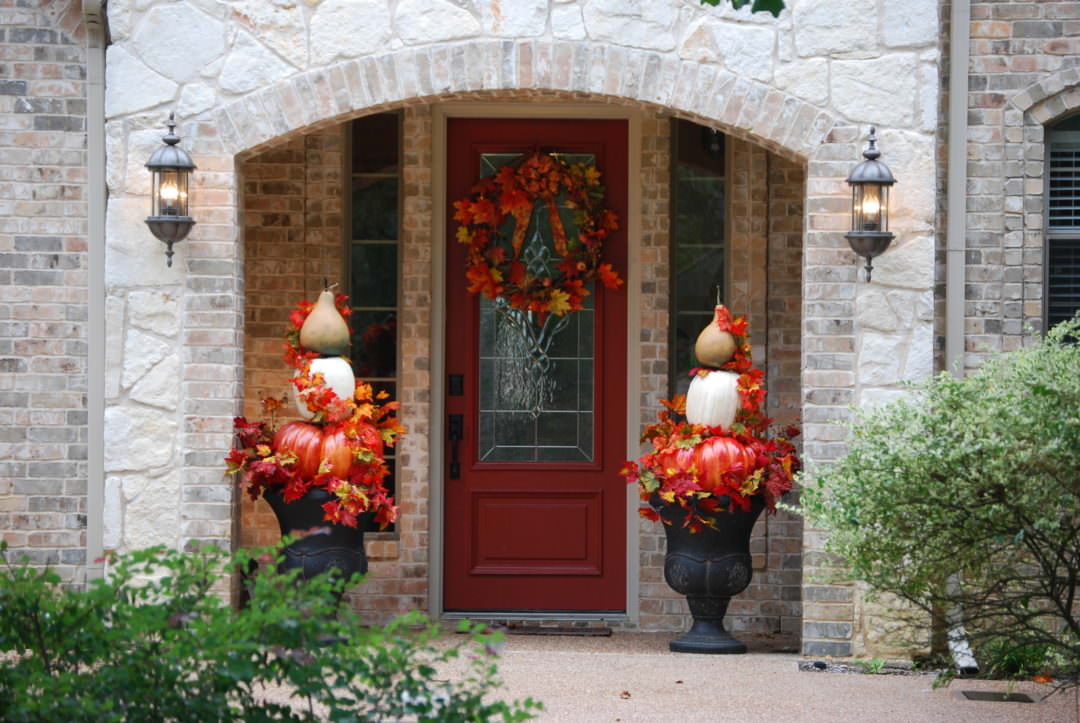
(319, 426), (354, 478)
(693, 436), (756, 491)
(656, 445), (695, 476)
(273, 421), (365, 480)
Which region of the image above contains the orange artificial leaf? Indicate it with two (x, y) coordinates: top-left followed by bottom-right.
(598, 263), (623, 289)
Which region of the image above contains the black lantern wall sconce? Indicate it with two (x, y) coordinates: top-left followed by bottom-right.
(145, 113), (196, 267)
(845, 127), (896, 282)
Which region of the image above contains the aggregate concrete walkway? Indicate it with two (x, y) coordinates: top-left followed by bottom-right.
(487, 633), (1077, 723)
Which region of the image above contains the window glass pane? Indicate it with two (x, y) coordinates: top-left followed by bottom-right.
(671, 120), (726, 396)
(349, 111), (400, 533)
(352, 114), (399, 173)
(352, 177), (398, 240)
(350, 242), (397, 307)
(1048, 237), (1080, 329)
(349, 310), (396, 379)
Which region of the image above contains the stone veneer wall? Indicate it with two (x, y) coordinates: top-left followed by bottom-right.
(101, 0), (942, 657)
(962, 1), (1080, 366)
(0, 0), (89, 583)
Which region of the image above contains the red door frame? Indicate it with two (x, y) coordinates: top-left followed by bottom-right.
(443, 117), (629, 612)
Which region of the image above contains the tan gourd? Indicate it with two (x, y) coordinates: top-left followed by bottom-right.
(300, 288), (350, 355)
(694, 305), (737, 368)
(685, 370), (740, 429)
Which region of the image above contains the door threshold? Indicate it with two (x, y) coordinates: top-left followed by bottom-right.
(442, 610), (627, 623)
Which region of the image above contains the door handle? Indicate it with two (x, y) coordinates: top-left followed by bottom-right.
(448, 414), (463, 480)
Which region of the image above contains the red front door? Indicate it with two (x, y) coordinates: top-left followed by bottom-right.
(444, 118), (628, 612)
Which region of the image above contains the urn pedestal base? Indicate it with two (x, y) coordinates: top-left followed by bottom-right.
(658, 496), (764, 655)
(669, 596), (746, 654)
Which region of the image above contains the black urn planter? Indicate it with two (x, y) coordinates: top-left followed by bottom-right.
(263, 487), (369, 583)
(657, 495), (764, 654)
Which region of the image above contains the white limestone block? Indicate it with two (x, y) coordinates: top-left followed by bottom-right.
(124, 470), (180, 550)
(225, 0), (307, 69)
(219, 29), (296, 95)
(855, 288), (900, 333)
(128, 289), (181, 337)
(122, 328), (173, 389)
(858, 331), (904, 386)
(102, 475), (123, 550)
(132, 4), (227, 83)
(105, 197), (186, 288)
(583, 0), (679, 52)
(106, 0), (134, 42)
(831, 54), (918, 128)
(877, 129), (936, 232)
(103, 405), (178, 473)
(105, 295), (125, 400)
(130, 355), (181, 411)
(395, 0), (481, 45)
(123, 127), (167, 196)
(774, 57), (828, 104)
(178, 83), (218, 118)
(310, 0), (392, 66)
(552, 3), (587, 40)
(476, 0), (547, 37)
(917, 61), (939, 134)
(883, 0), (939, 48)
(105, 45), (177, 119)
(105, 121), (126, 195)
(793, 0), (876, 58)
(903, 320), (934, 381)
(679, 18), (775, 82)
(871, 235), (935, 291)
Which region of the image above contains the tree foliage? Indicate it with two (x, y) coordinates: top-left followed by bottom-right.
(0, 542), (541, 721)
(699, 0), (785, 17)
(800, 314), (1080, 688)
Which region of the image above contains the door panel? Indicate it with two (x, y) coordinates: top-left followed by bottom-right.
(444, 118), (628, 612)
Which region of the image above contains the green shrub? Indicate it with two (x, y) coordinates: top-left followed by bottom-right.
(0, 542), (541, 722)
(800, 313), (1080, 688)
(978, 638), (1053, 680)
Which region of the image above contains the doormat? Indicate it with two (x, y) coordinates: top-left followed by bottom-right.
(961, 691), (1034, 703)
(505, 625), (612, 637)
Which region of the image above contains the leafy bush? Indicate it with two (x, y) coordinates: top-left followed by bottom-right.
(800, 313), (1080, 688)
(0, 542), (540, 722)
(978, 638), (1053, 680)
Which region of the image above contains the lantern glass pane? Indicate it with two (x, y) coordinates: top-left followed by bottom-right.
(157, 170), (182, 217)
(854, 184), (887, 232)
(177, 171), (189, 217)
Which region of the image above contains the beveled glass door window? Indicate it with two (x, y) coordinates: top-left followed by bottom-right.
(475, 152), (597, 463)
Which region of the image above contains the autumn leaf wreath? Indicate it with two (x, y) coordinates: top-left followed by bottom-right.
(452, 150), (624, 319)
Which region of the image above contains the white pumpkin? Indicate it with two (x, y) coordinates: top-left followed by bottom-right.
(685, 370), (740, 429)
(292, 356), (356, 418)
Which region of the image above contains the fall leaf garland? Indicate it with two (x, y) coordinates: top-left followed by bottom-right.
(453, 151), (624, 318)
(622, 310), (801, 532)
(226, 296), (406, 530)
